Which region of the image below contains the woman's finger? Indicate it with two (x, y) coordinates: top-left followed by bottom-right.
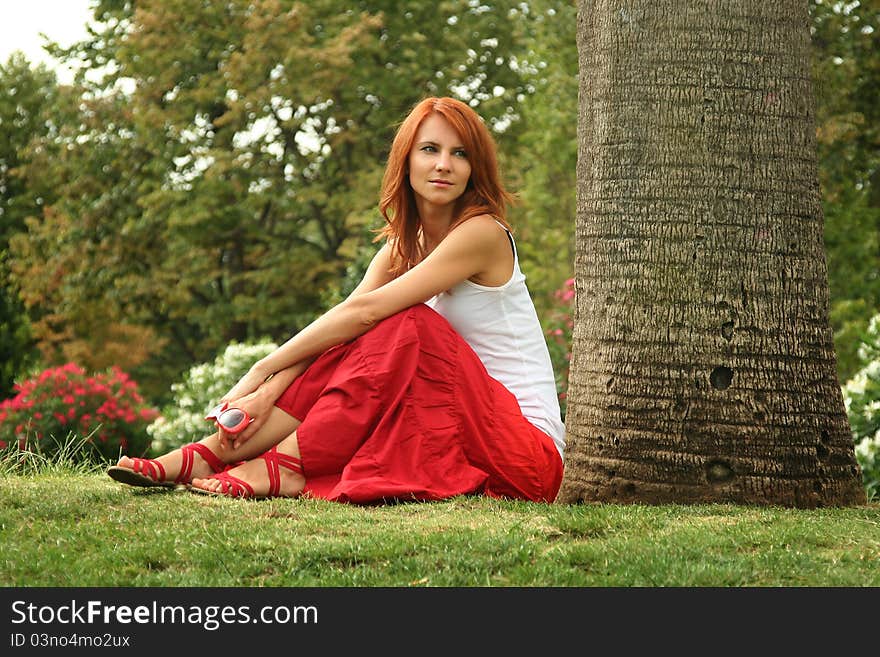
(216, 424), (232, 450)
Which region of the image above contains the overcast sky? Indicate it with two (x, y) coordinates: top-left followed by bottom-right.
(0, 0), (94, 82)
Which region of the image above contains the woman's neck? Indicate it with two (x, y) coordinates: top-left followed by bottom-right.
(417, 204), (456, 252)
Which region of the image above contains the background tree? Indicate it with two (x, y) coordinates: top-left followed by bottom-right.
(10, 76), (161, 382)
(0, 54), (58, 398)
(560, 0), (866, 507)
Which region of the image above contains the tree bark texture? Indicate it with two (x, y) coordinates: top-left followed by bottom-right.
(560, 0), (866, 507)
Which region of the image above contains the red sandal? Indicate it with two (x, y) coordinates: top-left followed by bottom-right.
(189, 446), (303, 499)
(107, 442), (227, 488)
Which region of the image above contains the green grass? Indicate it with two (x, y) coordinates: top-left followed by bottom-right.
(2, 461), (879, 587)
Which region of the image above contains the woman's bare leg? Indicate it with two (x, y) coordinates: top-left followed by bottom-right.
(191, 430), (305, 497)
(115, 407), (301, 483)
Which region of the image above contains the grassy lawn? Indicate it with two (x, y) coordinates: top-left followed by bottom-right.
(2, 465), (879, 587)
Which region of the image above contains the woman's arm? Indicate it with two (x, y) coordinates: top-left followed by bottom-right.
(214, 242), (402, 448)
(251, 216), (502, 379)
(218, 243), (397, 403)
(225, 356), (315, 405)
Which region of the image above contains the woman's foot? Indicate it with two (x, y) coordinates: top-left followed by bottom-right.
(108, 441), (227, 488)
(191, 443), (305, 499)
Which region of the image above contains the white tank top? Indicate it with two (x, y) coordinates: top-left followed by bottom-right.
(424, 225), (566, 458)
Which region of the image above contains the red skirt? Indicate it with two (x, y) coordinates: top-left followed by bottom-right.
(274, 304), (563, 504)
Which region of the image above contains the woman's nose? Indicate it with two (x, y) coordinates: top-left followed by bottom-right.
(436, 152), (452, 171)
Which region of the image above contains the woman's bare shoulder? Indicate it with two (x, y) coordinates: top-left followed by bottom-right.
(450, 214), (507, 241)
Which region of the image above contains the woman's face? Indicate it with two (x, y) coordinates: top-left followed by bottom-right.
(407, 113), (472, 212)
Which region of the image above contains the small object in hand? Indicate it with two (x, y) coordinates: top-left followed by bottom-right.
(205, 402), (253, 434)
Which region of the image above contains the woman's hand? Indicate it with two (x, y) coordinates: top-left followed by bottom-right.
(213, 359), (311, 450)
(215, 386), (275, 451)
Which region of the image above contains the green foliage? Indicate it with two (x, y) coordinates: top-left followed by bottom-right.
(811, 0), (880, 380)
(0, 52), (57, 245)
(508, 0), (578, 318)
(0, 363), (157, 462)
(842, 313), (880, 500)
(147, 339), (278, 455)
(824, 189), (880, 379)
(543, 277), (574, 419)
(0, 277), (35, 400)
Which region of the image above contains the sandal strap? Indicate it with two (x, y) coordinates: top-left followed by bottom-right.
(131, 457), (165, 482)
(260, 446), (304, 497)
(175, 442), (226, 483)
(207, 471), (254, 498)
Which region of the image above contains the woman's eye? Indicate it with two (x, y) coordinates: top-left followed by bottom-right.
(454, 149), (467, 158)
(421, 145), (437, 153)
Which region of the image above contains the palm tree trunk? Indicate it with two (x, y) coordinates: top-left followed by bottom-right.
(560, 0), (866, 507)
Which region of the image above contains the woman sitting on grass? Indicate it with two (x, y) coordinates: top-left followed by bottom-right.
(108, 96), (566, 503)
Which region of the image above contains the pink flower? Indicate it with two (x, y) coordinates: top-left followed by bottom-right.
(1, 362), (154, 459)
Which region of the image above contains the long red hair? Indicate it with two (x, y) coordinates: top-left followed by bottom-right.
(377, 97), (514, 277)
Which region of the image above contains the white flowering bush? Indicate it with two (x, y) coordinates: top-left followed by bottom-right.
(147, 339), (278, 455)
(842, 313), (880, 500)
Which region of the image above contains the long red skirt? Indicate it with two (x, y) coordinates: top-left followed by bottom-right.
(274, 304), (564, 504)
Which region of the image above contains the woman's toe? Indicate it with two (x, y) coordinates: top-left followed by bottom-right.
(199, 477), (221, 492)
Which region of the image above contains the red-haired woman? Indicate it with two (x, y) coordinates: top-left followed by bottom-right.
(108, 97), (566, 503)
